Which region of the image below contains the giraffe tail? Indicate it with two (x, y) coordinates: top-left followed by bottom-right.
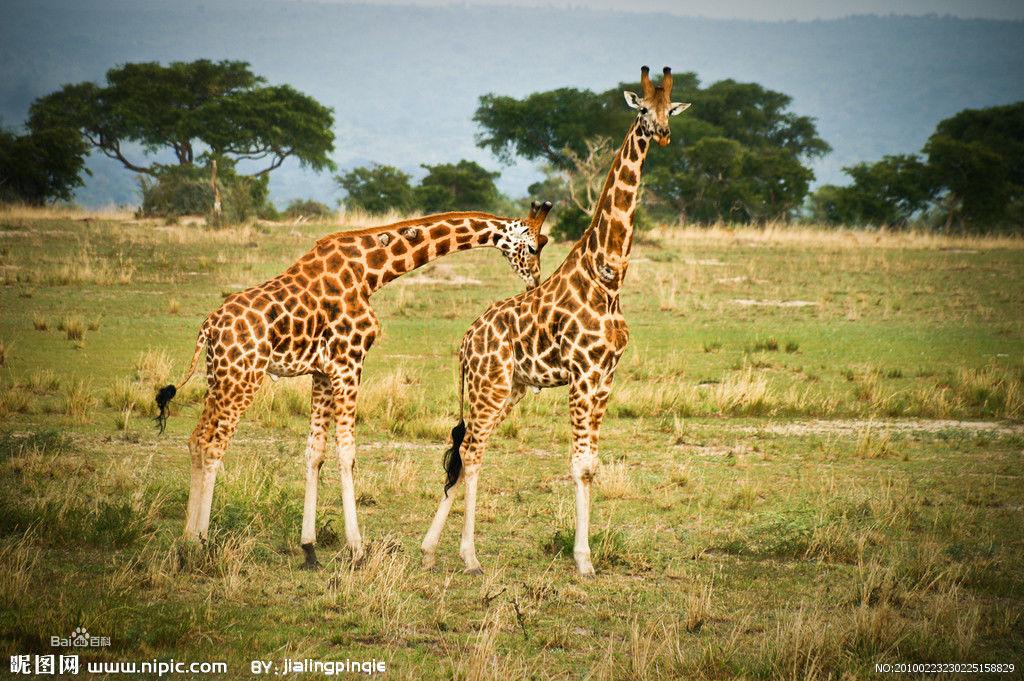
(441, 363), (467, 496)
(154, 324), (207, 434)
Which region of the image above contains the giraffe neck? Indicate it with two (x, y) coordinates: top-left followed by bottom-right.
(316, 213), (507, 295)
(578, 118), (651, 262)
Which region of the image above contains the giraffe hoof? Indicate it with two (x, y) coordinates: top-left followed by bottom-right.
(463, 566), (484, 576)
(300, 543), (321, 570)
(421, 554), (436, 570)
(576, 562), (597, 578)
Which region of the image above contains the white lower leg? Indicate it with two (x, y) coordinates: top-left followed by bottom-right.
(572, 453), (597, 576)
(300, 452), (323, 547)
(196, 459), (221, 540)
(459, 465), (482, 573)
(337, 444), (363, 560)
(183, 459), (204, 539)
(421, 482), (459, 567)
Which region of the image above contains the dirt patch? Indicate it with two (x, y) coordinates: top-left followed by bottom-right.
(730, 298), (818, 307)
(714, 419), (1023, 436)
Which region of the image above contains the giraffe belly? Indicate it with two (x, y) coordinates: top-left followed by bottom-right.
(267, 348), (319, 378)
(515, 360), (569, 388)
(266, 362), (310, 378)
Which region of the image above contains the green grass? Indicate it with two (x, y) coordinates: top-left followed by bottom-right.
(0, 212), (1022, 678)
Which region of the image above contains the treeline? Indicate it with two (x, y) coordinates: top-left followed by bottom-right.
(2, 58), (1021, 234)
(809, 103), (1024, 231)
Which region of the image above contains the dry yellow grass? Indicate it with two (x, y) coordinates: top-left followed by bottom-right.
(134, 348), (173, 386)
(649, 221), (1024, 251)
(594, 460), (633, 498)
(0, 203), (135, 221)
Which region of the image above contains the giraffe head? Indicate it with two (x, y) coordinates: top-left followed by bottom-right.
(623, 66), (691, 147)
(495, 200), (552, 289)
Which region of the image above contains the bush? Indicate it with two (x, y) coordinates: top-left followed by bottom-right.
(551, 205), (591, 242)
(283, 199), (333, 220)
(139, 163), (273, 224)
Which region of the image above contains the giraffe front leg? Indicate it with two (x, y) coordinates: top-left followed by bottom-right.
(300, 373), (332, 570)
(568, 376), (613, 577)
(329, 367), (364, 564)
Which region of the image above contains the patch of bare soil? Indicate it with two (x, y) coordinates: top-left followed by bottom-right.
(730, 298), (818, 307)
(720, 419), (1023, 436)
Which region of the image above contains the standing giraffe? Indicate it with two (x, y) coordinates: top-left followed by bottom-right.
(155, 203), (552, 568)
(421, 67), (689, 576)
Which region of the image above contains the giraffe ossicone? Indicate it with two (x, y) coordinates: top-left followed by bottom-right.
(154, 205), (553, 569)
(421, 66), (690, 577)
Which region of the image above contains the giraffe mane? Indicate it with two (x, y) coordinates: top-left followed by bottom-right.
(315, 211), (509, 245)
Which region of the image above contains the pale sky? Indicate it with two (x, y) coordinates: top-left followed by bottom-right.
(298, 0), (1024, 21)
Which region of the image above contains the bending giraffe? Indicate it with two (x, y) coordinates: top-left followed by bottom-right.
(155, 203), (552, 568)
(422, 67), (689, 576)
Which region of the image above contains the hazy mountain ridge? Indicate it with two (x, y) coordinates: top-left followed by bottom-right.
(2, 0), (1022, 207)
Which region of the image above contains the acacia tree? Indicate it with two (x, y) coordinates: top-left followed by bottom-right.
(28, 60), (335, 178)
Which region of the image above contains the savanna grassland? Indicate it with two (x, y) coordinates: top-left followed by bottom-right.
(0, 206), (1022, 679)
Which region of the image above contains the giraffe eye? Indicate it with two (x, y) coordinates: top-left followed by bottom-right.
(528, 245), (537, 256)
(640, 107), (649, 114)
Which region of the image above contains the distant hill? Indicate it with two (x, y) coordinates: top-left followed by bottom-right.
(2, 0), (1022, 207)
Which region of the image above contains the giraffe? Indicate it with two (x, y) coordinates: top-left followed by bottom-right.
(421, 67), (689, 576)
(155, 203), (553, 568)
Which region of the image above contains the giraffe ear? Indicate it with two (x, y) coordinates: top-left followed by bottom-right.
(623, 91), (643, 110)
(668, 102), (691, 116)
(537, 234), (549, 253)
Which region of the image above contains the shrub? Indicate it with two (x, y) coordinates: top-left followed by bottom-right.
(283, 199), (333, 220)
(139, 164), (273, 224)
(551, 205), (591, 242)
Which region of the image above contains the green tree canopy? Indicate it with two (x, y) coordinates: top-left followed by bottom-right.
(808, 154), (934, 227)
(414, 160), (500, 213)
(0, 126), (89, 204)
(336, 164), (415, 213)
(474, 72), (829, 223)
(28, 60), (335, 178)
(924, 102), (1024, 229)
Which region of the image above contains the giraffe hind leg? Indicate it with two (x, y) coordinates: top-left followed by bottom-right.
(184, 371), (263, 541)
(421, 382), (525, 573)
(300, 372), (333, 570)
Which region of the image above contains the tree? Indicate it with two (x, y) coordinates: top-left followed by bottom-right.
(28, 60), (335, 178)
(809, 154), (934, 227)
(414, 160), (500, 213)
(474, 72), (829, 223)
(336, 164), (415, 213)
(924, 103), (1024, 230)
(0, 126), (88, 204)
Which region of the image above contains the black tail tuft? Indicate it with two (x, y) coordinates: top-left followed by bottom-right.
(154, 384), (177, 434)
(442, 420), (466, 497)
